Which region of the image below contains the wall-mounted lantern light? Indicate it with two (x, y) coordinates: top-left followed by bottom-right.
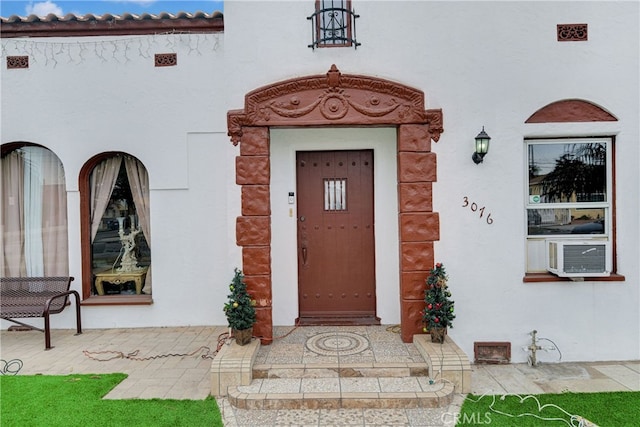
(472, 126), (491, 164)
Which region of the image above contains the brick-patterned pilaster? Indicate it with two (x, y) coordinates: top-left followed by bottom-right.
(397, 124), (439, 343)
(236, 127), (273, 344)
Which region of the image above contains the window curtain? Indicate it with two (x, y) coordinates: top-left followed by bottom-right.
(124, 156), (151, 246)
(40, 149), (69, 276)
(1, 146), (68, 277)
(90, 156), (122, 242)
(23, 148), (45, 276)
(124, 156), (151, 287)
(1, 150), (26, 277)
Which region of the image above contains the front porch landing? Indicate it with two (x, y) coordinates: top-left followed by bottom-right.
(210, 326), (469, 409)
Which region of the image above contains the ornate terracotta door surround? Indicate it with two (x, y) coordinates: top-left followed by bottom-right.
(228, 65), (443, 343)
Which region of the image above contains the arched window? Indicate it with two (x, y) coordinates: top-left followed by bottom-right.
(1, 143), (68, 277)
(80, 153), (151, 300)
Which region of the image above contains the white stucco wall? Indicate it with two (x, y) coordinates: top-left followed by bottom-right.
(1, 32), (238, 330)
(2, 1), (638, 363)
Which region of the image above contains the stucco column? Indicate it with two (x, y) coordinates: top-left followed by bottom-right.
(235, 126), (273, 344)
(397, 124), (440, 343)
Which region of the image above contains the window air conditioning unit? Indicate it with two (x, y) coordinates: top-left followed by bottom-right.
(546, 240), (611, 278)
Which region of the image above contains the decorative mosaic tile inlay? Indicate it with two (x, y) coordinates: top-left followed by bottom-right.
(305, 332), (369, 356)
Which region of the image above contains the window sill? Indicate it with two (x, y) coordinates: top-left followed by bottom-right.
(523, 272), (625, 283)
(81, 294), (153, 306)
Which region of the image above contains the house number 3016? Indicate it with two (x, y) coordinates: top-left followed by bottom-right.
(462, 196), (494, 224)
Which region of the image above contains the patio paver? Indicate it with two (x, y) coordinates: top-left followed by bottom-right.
(1, 325), (638, 426)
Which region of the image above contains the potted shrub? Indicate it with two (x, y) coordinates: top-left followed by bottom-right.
(223, 269), (257, 345)
(422, 262), (455, 343)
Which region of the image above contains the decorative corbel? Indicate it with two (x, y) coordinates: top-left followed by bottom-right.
(227, 110), (245, 146)
(425, 109), (444, 142)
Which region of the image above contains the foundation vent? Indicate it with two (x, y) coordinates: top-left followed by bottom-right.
(474, 342), (511, 364)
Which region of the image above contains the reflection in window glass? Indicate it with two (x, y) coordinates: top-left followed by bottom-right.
(527, 208), (606, 235)
(528, 142), (606, 203)
(318, 0), (351, 46)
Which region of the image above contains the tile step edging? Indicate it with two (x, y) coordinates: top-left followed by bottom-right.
(413, 334), (473, 394)
(226, 382), (455, 410)
(252, 362), (430, 379)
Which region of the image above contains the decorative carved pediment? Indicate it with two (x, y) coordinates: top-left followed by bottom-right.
(228, 65), (443, 145)
(525, 99), (617, 123)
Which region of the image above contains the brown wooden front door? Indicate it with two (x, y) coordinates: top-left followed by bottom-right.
(296, 150), (379, 325)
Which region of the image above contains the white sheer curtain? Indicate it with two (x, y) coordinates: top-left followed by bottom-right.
(1, 146), (68, 277)
(23, 148), (44, 276)
(1, 150), (26, 277)
(90, 156), (122, 242)
(124, 156), (151, 246)
(124, 156), (152, 289)
(40, 149), (69, 276)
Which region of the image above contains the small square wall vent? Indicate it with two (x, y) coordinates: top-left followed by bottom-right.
(155, 53), (177, 67)
(7, 56), (29, 69)
(557, 24), (588, 41)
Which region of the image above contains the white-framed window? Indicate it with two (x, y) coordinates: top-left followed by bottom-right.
(525, 137), (613, 275)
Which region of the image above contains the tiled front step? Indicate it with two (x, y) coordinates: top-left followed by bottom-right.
(414, 334), (472, 393)
(253, 362), (429, 379)
(228, 379), (454, 409)
(212, 332), (468, 410)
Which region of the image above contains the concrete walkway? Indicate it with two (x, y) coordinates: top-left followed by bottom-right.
(1, 325), (638, 426)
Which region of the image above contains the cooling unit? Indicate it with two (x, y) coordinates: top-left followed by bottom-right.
(546, 240), (611, 278)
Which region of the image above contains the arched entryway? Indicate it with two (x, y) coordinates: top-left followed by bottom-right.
(227, 65), (444, 343)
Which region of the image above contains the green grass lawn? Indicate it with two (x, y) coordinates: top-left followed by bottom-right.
(0, 374), (223, 427)
(458, 391), (640, 426)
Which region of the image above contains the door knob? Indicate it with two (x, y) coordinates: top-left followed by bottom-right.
(299, 215), (306, 222)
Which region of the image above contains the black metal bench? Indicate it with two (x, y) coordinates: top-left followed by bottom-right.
(1, 277), (82, 350)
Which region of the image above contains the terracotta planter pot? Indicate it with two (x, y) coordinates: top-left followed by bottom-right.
(430, 327), (446, 343)
(233, 327), (253, 345)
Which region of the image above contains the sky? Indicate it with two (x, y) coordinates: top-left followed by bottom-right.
(0, 1), (224, 18)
